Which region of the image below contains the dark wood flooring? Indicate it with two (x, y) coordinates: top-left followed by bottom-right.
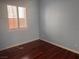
(0, 39), (79, 59)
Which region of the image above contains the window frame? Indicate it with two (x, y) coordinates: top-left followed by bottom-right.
(7, 5), (27, 31)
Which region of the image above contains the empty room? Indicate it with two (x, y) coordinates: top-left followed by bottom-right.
(0, 0), (79, 59)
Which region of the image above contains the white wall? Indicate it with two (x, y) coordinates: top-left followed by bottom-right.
(0, 0), (39, 50)
(40, 0), (79, 52)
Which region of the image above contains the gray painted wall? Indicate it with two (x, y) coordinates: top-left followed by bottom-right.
(40, 0), (79, 52)
(0, 0), (39, 50)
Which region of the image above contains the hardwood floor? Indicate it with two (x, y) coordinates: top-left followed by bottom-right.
(0, 39), (79, 59)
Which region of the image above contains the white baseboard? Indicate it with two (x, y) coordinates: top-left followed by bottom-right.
(41, 39), (79, 54)
(0, 38), (39, 51)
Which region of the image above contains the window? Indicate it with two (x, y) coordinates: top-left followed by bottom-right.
(18, 7), (27, 28)
(7, 5), (27, 30)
